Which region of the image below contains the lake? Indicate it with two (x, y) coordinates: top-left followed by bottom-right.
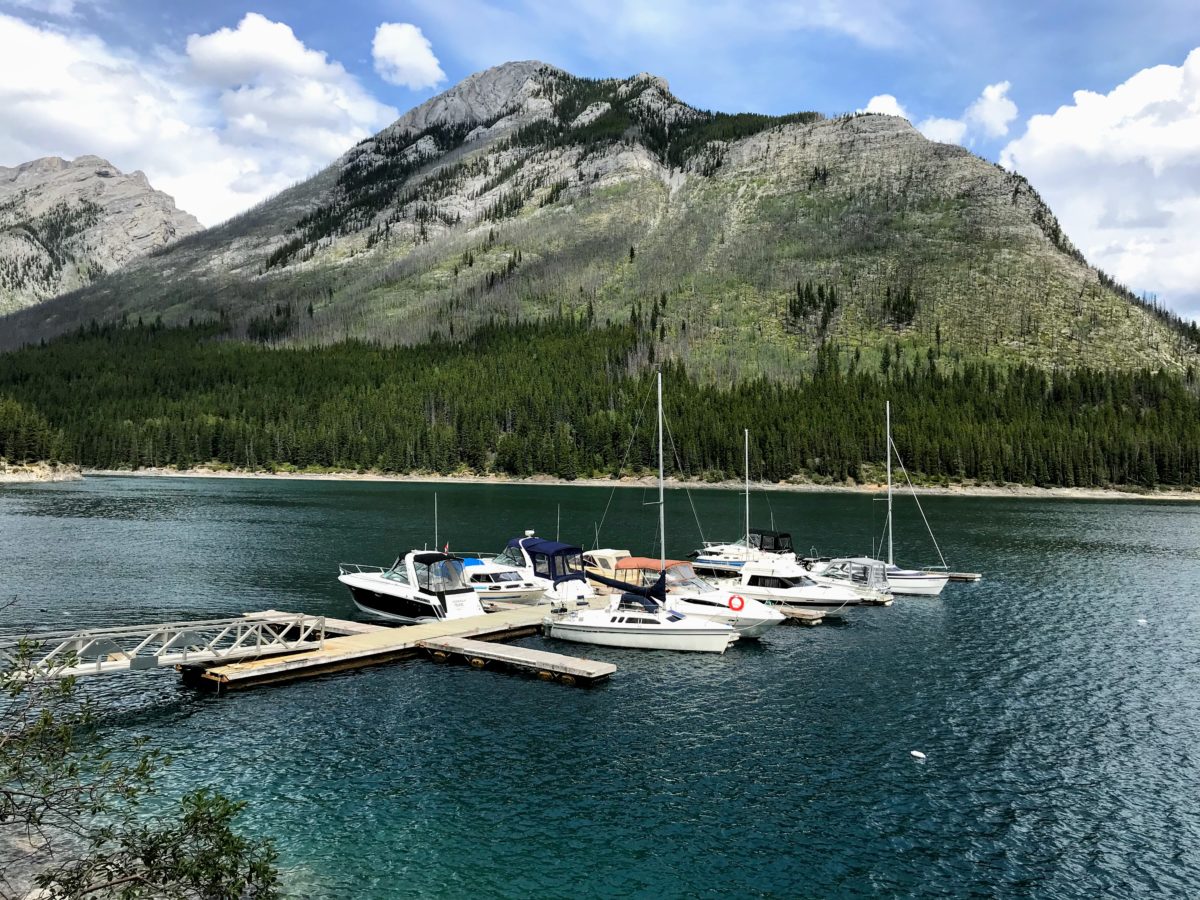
(2, 475), (1198, 897)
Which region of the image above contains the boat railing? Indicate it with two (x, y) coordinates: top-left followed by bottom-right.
(338, 563), (387, 576)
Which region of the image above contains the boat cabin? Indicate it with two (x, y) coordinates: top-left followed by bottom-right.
(615, 557), (715, 593)
(820, 557), (890, 592)
(387, 552), (474, 597)
(497, 537), (588, 584)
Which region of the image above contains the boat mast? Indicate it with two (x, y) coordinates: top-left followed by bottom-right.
(434, 492), (438, 552)
(744, 428), (750, 546)
(886, 401), (893, 566)
(657, 370), (666, 572)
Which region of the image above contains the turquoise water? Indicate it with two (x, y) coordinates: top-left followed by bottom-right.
(2, 475), (1199, 897)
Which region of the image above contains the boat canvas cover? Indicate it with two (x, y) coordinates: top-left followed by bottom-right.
(507, 537), (585, 583)
(750, 530), (793, 553)
(585, 570), (668, 609)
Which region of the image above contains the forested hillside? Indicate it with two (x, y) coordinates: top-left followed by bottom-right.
(2, 63), (1196, 378)
(2, 320), (1197, 489)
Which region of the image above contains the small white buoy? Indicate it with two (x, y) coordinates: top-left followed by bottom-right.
(1137, 618), (1148, 626)
(910, 750), (926, 760)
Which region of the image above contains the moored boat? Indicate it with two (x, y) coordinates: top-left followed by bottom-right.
(736, 559), (864, 609)
(459, 558), (547, 605)
(337, 551), (485, 623)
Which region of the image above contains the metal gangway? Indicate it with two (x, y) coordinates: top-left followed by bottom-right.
(0, 612), (326, 678)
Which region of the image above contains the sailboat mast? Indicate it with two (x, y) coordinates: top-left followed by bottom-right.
(886, 401), (893, 566)
(657, 371), (666, 571)
(744, 428), (750, 546)
(434, 492), (439, 552)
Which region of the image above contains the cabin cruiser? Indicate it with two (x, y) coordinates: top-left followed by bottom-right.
(804, 557), (894, 605)
(489, 534), (595, 606)
(689, 528), (797, 577)
(545, 572), (739, 653)
(614, 557), (784, 638)
(337, 551), (486, 623)
(735, 559), (864, 609)
(459, 558), (547, 605)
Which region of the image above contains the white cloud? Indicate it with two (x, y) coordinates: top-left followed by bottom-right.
(372, 22), (445, 90)
(862, 94), (908, 118)
(899, 81), (1020, 146)
(1001, 48), (1200, 318)
(0, 13), (398, 226)
(917, 116), (967, 144)
(965, 80), (1017, 137)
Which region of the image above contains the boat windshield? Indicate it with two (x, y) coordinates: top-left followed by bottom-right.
(494, 571), (523, 583)
(494, 546), (526, 568)
(665, 563), (715, 593)
(414, 558), (467, 593)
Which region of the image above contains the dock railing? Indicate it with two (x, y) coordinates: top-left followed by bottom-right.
(0, 613), (326, 678)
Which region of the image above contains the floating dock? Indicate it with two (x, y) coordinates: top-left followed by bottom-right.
(183, 601), (611, 691)
(776, 607), (826, 625)
(419, 636), (615, 685)
(943, 571), (983, 582)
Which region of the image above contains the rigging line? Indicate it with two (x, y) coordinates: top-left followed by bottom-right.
(661, 409), (708, 549)
(593, 374), (655, 549)
(889, 436), (949, 569)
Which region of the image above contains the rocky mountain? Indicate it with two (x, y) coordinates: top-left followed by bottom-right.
(0, 156), (202, 314)
(1, 62), (1195, 378)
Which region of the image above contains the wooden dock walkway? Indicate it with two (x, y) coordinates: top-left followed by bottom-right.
(187, 601), (609, 691)
(419, 636), (615, 685)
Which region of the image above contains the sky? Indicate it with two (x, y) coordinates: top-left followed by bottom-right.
(0, 0), (1197, 318)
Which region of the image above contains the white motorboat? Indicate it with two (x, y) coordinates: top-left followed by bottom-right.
(614, 556), (784, 638)
(806, 557), (894, 605)
(489, 534), (596, 606)
(543, 372), (739, 654)
(337, 551), (485, 623)
(459, 558), (547, 605)
(735, 559), (864, 609)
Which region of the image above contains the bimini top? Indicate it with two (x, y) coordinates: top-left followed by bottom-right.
(506, 537), (579, 557)
(615, 557), (689, 571)
(750, 529), (794, 553)
(507, 536), (585, 583)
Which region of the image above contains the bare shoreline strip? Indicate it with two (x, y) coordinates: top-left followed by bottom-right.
(77, 467), (1200, 502)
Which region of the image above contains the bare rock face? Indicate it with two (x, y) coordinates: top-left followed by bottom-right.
(0, 155), (203, 313)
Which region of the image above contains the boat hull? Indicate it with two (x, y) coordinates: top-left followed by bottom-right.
(342, 582), (438, 624)
(544, 620), (736, 653)
(886, 571), (949, 596)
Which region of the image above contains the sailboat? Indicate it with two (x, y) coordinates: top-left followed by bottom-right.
(688, 430), (797, 576)
(878, 401), (950, 596)
(543, 373), (740, 653)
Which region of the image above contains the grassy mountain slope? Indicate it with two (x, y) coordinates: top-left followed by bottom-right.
(2, 63), (1195, 378)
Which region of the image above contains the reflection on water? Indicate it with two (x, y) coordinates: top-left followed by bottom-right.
(2, 475), (1200, 897)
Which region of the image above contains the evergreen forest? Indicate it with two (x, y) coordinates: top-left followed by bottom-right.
(2, 319), (1199, 490)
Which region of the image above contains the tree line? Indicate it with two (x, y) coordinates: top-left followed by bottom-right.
(1, 318), (1199, 489)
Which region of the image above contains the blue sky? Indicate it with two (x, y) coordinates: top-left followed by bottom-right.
(1, 0), (1198, 315)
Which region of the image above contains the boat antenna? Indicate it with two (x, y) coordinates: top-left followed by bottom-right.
(657, 370), (666, 572)
(886, 401), (893, 567)
(744, 428), (750, 547)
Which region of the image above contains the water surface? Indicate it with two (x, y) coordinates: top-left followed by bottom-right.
(1, 475), (1197, 897)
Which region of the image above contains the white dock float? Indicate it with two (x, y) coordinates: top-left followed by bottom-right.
(419, 636), (616, 685)
(777, 607), (826, 626)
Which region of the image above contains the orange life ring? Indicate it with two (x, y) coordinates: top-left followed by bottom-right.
(728, 595), (745, 612)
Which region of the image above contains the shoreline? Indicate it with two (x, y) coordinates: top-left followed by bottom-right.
(80, 467), (1200, 502)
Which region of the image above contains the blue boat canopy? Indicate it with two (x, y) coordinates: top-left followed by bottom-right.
(507, 536), (586, 583)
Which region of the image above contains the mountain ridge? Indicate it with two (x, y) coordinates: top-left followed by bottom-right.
(1, 62), (1195, 378)
(0, 155), (202, 314)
